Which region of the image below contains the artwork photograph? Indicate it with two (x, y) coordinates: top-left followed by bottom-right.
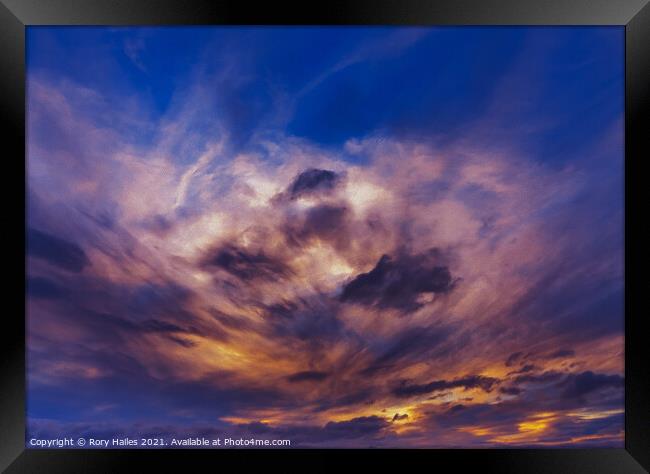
(26, 26), (624, 448)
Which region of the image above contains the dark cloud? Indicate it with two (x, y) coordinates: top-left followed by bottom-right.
(139, 318), (217, 345)
(560, 371), (623, 399)
(142, 214), (173, 234)
(203, 245), (291, 281)
(140, 319), (187, 334)
(504, 351), (523, 367)
(340, 249), (456, 312)
(545, 349), (575, 359)
(264, 297), (345, 346)
(235, 415), (389, 446)
(208, 308), (255, 332)
(514, 371), (564, 385)
(505, 349), (574, 368)
(500, 262), (623, 343)
(264, 300), (300, 320)
(393, 375), (500, 398)
(27, 276), (67, 300)
(288, 169), (341, 200)
(26, 272), (216, 352)
(507, 364), (538, 376)
(126, 283), (194, 319)
(165, 335), (197, 348)
(321, 416), (389, 439)
(313, 388), (375, 412)
(427, 392), (452, 400)
(499, 386), (523, 396)
(360, 325), (455, 377)
(62, 308), (211, 348)
(286, 370), (330, 383)
(297, 205), (348, 242)
(28, 227), (89, 273)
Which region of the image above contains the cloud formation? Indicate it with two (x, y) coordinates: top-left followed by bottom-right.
(26, 26), (624, 447)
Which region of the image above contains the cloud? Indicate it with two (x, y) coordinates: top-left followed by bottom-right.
(393, 375), (500, 398)
(284, 204), (351, 251)
(359, 324), (456, 377)
(25, 27), (624, 447)
(504, 352), (524, 367)
(499, 386), (523, 396)
(321, 416), (389, 439)
(340, 249), (456, 312)
(27, 276), (68, 300)
(123, 37), (147, 72)
(28, 227), (89, 273)
(286, 371), (330, 383)
(560, 371), (623, 400)
(507, 364), (538, 376)
(287, 168), (342, 200)
(514, 371), (564, 385)
(202, 244), (292, 282)
(544, 349), (575, 359)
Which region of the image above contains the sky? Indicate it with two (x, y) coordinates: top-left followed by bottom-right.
(26, 26), (624, 448)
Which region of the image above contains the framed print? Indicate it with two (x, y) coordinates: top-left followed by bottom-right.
(1, 0), (648, 472)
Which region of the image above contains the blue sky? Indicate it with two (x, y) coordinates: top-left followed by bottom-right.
(27, 26), (623, 158)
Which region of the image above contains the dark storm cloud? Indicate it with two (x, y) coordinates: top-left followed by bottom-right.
(286, 370), (330, 383)
(393, 375), (500, 398)
(288, 168), (341, 200)
(27, 227), (89, 272)
(203, 245), (291, 281)
(340, 249), (456, 312)
(560, 371), (623, 399)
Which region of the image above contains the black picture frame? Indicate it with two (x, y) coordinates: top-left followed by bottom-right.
(2, 1), (648, 472)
